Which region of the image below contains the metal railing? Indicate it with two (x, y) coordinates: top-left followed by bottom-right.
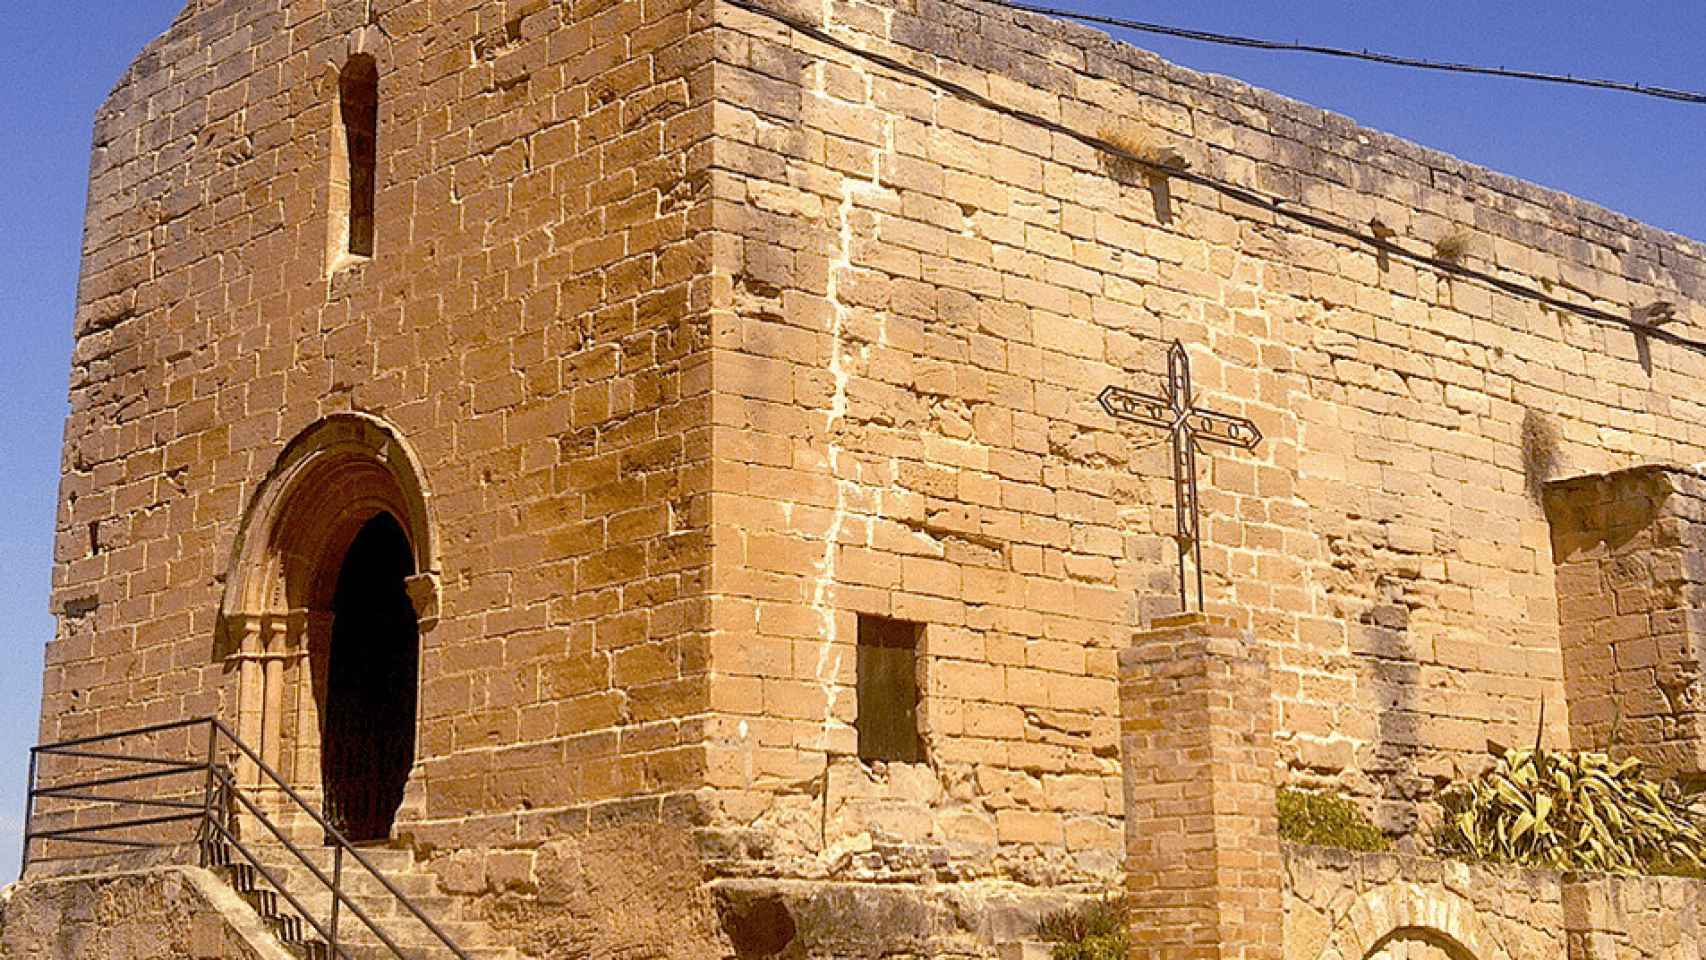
(22, 716), (471, 960)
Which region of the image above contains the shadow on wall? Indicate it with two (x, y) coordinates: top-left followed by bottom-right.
(1359, 574), (1424, 837)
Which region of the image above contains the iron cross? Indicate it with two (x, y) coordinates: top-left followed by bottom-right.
(1099, 341), (1263, 613)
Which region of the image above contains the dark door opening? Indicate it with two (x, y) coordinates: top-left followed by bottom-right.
(324, 512), (419, 843)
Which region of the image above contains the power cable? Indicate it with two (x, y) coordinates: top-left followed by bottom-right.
(720, 0), (1706, 357)
(981, 0), (1706, 106)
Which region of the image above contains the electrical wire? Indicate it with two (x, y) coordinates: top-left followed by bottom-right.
(721, 0), (1706, 357)
(980, 0), (1706, 106)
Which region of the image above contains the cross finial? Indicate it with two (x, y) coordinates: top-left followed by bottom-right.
(1099, 341), (1263, 612)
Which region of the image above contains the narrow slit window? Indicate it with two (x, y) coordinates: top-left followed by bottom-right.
(332, 55), (379, 262)
(856, 615), (923, 763)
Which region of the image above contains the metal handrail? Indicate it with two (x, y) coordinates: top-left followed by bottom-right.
(35, 748), (206, 769)
(30, 715), (210, 752)
(215, 766), (411, 960)
(206, 716), (473, 960)
(31, 765), (203, 795)
(31, 810), (205, 840)
(22, 716), (474, 960)
(203, 814), (357, 960)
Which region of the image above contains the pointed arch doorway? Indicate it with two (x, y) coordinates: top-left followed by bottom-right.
(220, 415), (439, 844)
(324, 511), (420, 842)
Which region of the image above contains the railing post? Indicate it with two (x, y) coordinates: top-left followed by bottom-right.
(19, 748), (38, 878)
(330, 845), (343, 957)
(200, 719), (219, 867)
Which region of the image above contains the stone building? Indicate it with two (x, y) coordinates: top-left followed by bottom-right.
(8, 0), (1706, 957)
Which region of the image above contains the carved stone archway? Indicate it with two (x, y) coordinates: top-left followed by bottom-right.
(219, 414), (439, 830)
(1314, 882), (1502, 960)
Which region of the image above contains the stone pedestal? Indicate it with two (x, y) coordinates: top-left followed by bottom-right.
(1120, 614), (1282, 960)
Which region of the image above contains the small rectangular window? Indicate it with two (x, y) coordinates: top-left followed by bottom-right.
(341, 56), (379, 257)
(856, 615), (923, 763)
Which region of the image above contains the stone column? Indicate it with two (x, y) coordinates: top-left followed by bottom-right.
(1120, 613), (1282, 960)
(260, 616), (290, 777)
(1543, 466), (1706, 776)
(232, 615), (266, 790)
(291, 610), (333, 800)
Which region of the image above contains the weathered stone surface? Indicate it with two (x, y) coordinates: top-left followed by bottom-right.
(1284, 846), (1567, 960)
(0, 867), (294, 960)
(1544, 467), (1706, 777)
(27, 0), (1706, 954)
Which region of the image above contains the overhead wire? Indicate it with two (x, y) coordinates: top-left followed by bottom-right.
(719, 0), (1706, 357)
(982, 0), (1706, 106)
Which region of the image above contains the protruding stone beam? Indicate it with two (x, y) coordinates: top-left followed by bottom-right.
(1120, 613), (1282, 960)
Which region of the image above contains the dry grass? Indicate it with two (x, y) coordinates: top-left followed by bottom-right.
(1522, 408), (1562, 501)
(1432, 228), (1475, 263)
(1099, 123), (1189, 177)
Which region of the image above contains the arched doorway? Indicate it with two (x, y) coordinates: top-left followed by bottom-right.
(324, 512), (419, 842)
(219, 414), (439, 841)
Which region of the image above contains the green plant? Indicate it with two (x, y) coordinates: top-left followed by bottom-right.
(1435, 746), (1706, 875)
(1277, 788), (1392, 852)
(1035, 896), (1127, 960)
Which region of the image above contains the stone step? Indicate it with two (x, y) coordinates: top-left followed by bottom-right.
(251, 859), (442, 900)
(237, 884), (500, 958)
(209, 840), (502, 960)
(329, 945), (519, 960)
(280, 893), (474, 939)
(250, 844), (420, 875)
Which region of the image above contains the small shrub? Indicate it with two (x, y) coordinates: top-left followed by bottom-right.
(1435, 746), (1706, 875)
(1277, 788), (1392, 852)
(1432, 228), (1474, 263)
(1099, 123), (1189, 176)
(1035, 896), (1127, 960)
(1521, 408), (1562, 501)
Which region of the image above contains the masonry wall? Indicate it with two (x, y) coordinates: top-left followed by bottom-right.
(1544, 466), (1706, 777)
(41, 0), (1706, 955)
(44, 0), (716, 844)
(701, 0), (1706, 905)
(1286, 845), (1706, 960)
(0, 867), (295, 960)
(1284, 847), (1566, 960)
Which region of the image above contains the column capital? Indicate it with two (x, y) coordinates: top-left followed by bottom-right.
(404, 571), (440, 630)
(225, 611), (273, 660)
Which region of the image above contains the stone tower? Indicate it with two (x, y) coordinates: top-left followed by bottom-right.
(22, 0), (1706, 957)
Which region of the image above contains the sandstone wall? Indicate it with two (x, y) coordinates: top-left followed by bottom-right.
(46, 0), (716, 841)
(1286, 845), (1706, 960)
(1544, 467), (1706, 776)
(1284, 847), (1566, 960)
(702, 0), (1706, 895)
(1563, 874), (1705, 960)
(419, 794), (729, 960)
(42, 0), (1706, 954)
(0, 867), (293, 960)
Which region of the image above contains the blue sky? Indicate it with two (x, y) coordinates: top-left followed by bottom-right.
(1, 2), (1702, 874)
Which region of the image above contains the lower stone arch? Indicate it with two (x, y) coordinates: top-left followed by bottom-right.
(217, 413), (439, 837)
(1317, 883), (1500, 960)
(1363, 926), (1477, 960)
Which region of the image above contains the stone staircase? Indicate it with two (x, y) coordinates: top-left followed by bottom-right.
(205, 839), (516, 960)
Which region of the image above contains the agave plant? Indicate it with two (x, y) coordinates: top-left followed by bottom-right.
(1436, 746), (1706, 875)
